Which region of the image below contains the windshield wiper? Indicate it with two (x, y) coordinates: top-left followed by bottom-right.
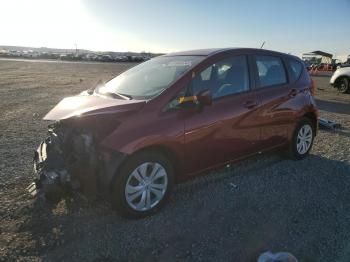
(95, 85), (132, 100)
(115, 92), (133, 100)
(102, 92), (132, 100)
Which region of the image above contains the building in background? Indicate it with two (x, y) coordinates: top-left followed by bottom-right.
(302, 50), (333, 65)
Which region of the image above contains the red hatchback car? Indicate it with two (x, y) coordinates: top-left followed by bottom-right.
(29, 48), (318, 217)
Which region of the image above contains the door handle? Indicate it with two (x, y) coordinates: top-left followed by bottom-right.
(243, 100), (258, 109)
(289, 88), (298, 97)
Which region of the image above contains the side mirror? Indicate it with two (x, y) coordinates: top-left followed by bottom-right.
(196, 89), (212, 106)
(178, 89), (212, 107)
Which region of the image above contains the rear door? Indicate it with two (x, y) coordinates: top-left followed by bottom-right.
(251, 54), (297, 149)
(183, 55), (261, 174)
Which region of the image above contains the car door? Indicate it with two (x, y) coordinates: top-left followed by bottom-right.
(182, 55), (261, 175)
(251, 54), (296, 149)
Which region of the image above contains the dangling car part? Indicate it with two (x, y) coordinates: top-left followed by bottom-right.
(28, 92), (145, 202)
(318, 118), (341, 130)
(28, 123), (98, 201)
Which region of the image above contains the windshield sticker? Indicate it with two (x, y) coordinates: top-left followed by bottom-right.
(165, 61), (192, 67)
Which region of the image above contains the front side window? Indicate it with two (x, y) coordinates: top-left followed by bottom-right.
(189, 55), (250, 99)
(200, 66), (212, 81)
(255, 55), (287, 88)
(98, 55), (204, 100)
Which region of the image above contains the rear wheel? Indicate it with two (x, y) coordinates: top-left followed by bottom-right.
(288, 118), (315, 160)
(337, 77), (349, 94)
(112, 151), (174, 218)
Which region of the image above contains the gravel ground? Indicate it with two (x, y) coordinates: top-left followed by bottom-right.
(0, 59), (349, 262)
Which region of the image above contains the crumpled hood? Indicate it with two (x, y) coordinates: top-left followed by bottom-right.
(44, 93), (146, 120)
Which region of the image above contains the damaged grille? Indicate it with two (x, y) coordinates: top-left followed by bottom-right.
(29, 122), (99, 201)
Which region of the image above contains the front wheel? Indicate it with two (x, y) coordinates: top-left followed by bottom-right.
(112, 151), (174, 218)
(288, 118), (315, 160)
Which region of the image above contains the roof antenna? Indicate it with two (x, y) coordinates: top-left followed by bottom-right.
(260, 41), (266, 49)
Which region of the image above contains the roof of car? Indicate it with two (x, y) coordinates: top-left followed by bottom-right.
(165, 48), (298, 59)
(164, 48), (233, 56)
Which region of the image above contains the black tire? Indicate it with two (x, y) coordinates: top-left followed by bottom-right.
(111, 151), (174, 218)
(43, 190), (63, 204)
(337, 77), (349, 94)
(288, 117), (315, 160)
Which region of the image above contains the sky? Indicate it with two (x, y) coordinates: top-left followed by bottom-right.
(1, 0), (350, 57)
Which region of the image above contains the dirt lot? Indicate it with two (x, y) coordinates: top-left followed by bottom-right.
(0, 59), (349, 262)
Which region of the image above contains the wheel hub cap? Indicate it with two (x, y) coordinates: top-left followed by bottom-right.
(296, 124), (313, 154)
(125, 162), (168, 211)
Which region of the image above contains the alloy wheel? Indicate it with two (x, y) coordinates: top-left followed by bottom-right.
(296, 124), (313, 154)
(125, 162), (168, 211)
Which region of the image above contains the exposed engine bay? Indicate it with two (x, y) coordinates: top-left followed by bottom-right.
(28, 122), (100, 201)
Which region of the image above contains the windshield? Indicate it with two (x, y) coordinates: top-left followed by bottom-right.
(97, 55), (204, 99)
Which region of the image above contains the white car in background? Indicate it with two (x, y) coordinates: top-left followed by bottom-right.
(330, 67), (350, 93)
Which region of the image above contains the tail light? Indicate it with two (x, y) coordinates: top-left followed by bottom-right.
(310, 79), (315, 96)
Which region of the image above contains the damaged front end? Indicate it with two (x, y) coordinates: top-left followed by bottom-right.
(28, 122), (99, 201)
(28, 93), (145, 201)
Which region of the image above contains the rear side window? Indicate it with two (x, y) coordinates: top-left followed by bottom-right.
(254, 55), (287, 88)
(288, 58), (303, 82)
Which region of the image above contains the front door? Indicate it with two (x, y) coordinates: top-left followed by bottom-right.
(183, 55), (261, 175)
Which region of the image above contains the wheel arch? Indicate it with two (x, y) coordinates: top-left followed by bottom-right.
(334, 75), (350, 86)
(110, 144), (181, 191)
(129, 145), (179, 172)
(302, 112), (318, 135)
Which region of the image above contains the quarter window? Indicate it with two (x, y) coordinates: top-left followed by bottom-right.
(190, 55), (250, 99)
(288, 58), (303, 82)
(255, 55), (287, 88)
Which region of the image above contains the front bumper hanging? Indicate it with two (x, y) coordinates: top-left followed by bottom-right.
(28, 134), (74, 200)
(28, 125), (98, 201)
